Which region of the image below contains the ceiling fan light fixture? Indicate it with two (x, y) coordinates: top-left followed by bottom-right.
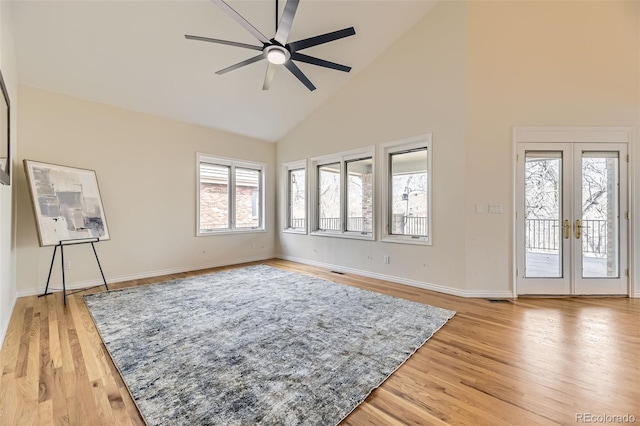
(265, 45), (289, 65)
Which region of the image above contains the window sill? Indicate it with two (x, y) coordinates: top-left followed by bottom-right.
(283, 228), (307, 235)
(311, 231), (375, 241)
(381, 235), (431, 246)
(197, 228), (266, 237)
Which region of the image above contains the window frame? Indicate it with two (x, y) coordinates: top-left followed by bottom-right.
(380, 134), (432, 246)
(309, 147), (375, 241)
(197, 153), (266, 236)
(282, 159), (308, 234)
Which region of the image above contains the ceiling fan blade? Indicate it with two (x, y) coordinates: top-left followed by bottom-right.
(284, 61), (316, 91)
(274, 0), (299, 46)
(262, 62), (277, 90)
(211, 0), (270, 44)
(290, 52), (351, 73)
(215, 54), (265, 75)
(185, 35), (263, 51)
(288, 27), (355, 53)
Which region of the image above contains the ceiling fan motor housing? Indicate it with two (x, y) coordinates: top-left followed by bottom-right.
(264, 44), (290, 65)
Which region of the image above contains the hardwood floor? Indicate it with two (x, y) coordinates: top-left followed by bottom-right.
(1, 259), (638, 425)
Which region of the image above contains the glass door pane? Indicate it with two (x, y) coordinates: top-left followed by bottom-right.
(524, 152), (562, 278)
(580, 152), (619, 278)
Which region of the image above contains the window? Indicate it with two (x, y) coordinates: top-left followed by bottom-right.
(283, 160), (307, 233)
(346, 158), (373, 234)
(318, 163), (341, 231)
(382, 135), (432, 245)
(310, 147), (375, 239)
(197, 153), (265, 235)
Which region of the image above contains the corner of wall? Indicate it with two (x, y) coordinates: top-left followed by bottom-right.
(0, 0), (18, 349)
(0, 296), (16, 348)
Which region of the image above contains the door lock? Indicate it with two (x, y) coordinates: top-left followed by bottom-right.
(563, 219), (570, 239)
(575, 219), (582, 239)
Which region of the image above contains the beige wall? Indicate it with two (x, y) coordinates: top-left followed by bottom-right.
(16, 86), (276, 296)
(0, 0), (18, 345)
(465, 1), (640, 294)
(277, 1), (639, 296)
(277, 2), (471, 294)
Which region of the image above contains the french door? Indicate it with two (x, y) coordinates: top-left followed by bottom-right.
(516, 143), (628, 295)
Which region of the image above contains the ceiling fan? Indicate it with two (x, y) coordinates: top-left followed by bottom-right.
(185, 0), (356, 91)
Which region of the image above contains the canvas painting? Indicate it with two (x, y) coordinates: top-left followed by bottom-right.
(24, 160), (110, 247)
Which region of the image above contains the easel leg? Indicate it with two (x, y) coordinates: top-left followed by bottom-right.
(91, 242), (109, 291)
(39, 244), (59, 297)
(61, 244), (67, 305)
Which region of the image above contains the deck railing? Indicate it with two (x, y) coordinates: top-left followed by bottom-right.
(317, 216), (428, 236)
(582, 219), (610, 255)
(525, 219), (560, 251)
(318, 217), (372, 233)
(289, 218), (306, 229)
(390, 215), (428, 236)
(319, 217), (341, 231)
(525, 218), (609, 256)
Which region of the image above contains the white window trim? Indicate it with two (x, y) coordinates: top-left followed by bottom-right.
(380, 134), (432, 246)
(282, 159), (308, 234)
(309, 146), (375, 241)
(196, 152), (266, 236)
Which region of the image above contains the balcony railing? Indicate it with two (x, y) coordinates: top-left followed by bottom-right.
(318, 217), (372, 233)
(318, 216), (428, 235)
(582, 219), (610, 255)
(289, 218), (306, 229)
(525, 218), (610, 256)
(394, 216), (428, 236)
(525, 219), (560, 251)
(319, 217), (341, 231)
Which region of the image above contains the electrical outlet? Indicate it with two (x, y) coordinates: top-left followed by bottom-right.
(250, 242), (256, 250)
(383, 255), (390, 264)
(63, 261), (71, 270)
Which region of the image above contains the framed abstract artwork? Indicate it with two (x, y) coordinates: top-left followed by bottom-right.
(24, 160), (110, 247)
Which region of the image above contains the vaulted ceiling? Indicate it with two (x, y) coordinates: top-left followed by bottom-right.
(12, 0), (438, 141)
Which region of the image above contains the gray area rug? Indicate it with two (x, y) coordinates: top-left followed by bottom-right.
(84, 265), (455, 426)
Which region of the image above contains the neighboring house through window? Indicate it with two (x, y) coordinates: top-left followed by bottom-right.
(197, 153), (265, 235)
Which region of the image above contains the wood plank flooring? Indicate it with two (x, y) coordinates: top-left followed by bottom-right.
(1, 259), (638, 425)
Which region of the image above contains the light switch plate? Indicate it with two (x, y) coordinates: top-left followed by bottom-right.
(488, 204), (503, 214)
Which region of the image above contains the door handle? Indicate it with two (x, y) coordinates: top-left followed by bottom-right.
(575, 219), (582, 239)
(563, 219), (570, 239)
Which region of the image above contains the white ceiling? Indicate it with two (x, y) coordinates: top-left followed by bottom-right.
(12, 0), (438, 142)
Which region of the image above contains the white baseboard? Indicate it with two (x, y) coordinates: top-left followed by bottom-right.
(278, 255), (513, 299)
(0, 295), (17, 349)
(16, 254), (274, 298)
